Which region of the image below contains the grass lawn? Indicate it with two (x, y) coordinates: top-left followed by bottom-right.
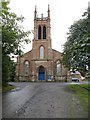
(68, 84), (90, 111)
(2, 84), (15, 93)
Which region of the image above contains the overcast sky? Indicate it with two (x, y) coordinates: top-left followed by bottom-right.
(9, 0), (89, 53)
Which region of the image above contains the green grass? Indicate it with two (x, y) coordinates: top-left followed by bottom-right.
(2, 84), (15, 93)
(68, 84), (90, 110)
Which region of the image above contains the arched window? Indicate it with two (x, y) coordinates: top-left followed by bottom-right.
(40, 46), (44, 59)
(56, 60), (61, 75)
(43, 26), (46, 39)
(24, 60), (30, 76)
(38, 25), (41, 39)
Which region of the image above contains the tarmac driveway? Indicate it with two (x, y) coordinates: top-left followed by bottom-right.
(2, 82), (88, 118)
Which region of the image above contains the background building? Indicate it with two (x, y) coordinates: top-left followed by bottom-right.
(16, 5), (66, 81)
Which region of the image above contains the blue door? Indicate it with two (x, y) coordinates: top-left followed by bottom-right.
(38, 66), (45, 80)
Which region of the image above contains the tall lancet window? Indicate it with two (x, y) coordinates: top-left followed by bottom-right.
(40, 46), (44, 59)
(38, 25), (41, 39)
(24, 60), (30, 76)
(56, 60), (61, 76)
(43, 26), (46, 39)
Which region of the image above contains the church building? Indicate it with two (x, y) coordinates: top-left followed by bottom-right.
(16, 5), (66, 81)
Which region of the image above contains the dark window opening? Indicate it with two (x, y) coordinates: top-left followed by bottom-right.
(43, 26), (46, 39)
(38, 25), (41, 39)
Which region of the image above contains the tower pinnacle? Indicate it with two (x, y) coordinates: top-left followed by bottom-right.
(48, 5), (50, 18)
(34, 5), (37, 19)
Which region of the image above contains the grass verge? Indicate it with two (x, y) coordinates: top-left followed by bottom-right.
(2, 84), (15, 93)
(68, 84), (90, 111)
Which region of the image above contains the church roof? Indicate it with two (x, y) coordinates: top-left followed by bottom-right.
(52, 49), (62, 54)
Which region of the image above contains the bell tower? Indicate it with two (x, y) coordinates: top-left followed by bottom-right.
(32, 5), (52, 60)
(34, 5), (51, 40)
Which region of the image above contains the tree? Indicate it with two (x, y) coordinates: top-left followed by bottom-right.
(62, 8), (90, 76)
(2, 1), (30, 85)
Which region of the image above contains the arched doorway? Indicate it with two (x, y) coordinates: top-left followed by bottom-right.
(38, 66), (45, 80)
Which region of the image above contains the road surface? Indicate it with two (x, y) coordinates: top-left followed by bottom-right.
(2, 82), (88, 118)
(0, 87), (2, 119)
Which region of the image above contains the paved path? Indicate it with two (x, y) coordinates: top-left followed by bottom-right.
(2, 82), (88, 118)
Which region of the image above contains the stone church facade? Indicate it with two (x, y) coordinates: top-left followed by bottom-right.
(16, 5), (66, 81)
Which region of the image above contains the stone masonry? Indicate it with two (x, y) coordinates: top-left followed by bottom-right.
(16, 5), (66, 81)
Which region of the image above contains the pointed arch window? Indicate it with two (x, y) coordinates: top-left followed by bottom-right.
(38, 25), (41, 39)
(24, 60), (30, 76)
(56, 60), (61, 76)
(43, 26), (46, 39)
(40, 46), (44, 59)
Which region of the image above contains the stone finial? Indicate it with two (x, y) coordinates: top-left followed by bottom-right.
(35, 5), (37, 12)
(48, 4), (50, 11)
(48, 4), (50, 18)
(41, 13), (43, 19)
(34, 5), (37, 18)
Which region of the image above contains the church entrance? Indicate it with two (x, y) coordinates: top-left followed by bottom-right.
(38, 66), (45, 81)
